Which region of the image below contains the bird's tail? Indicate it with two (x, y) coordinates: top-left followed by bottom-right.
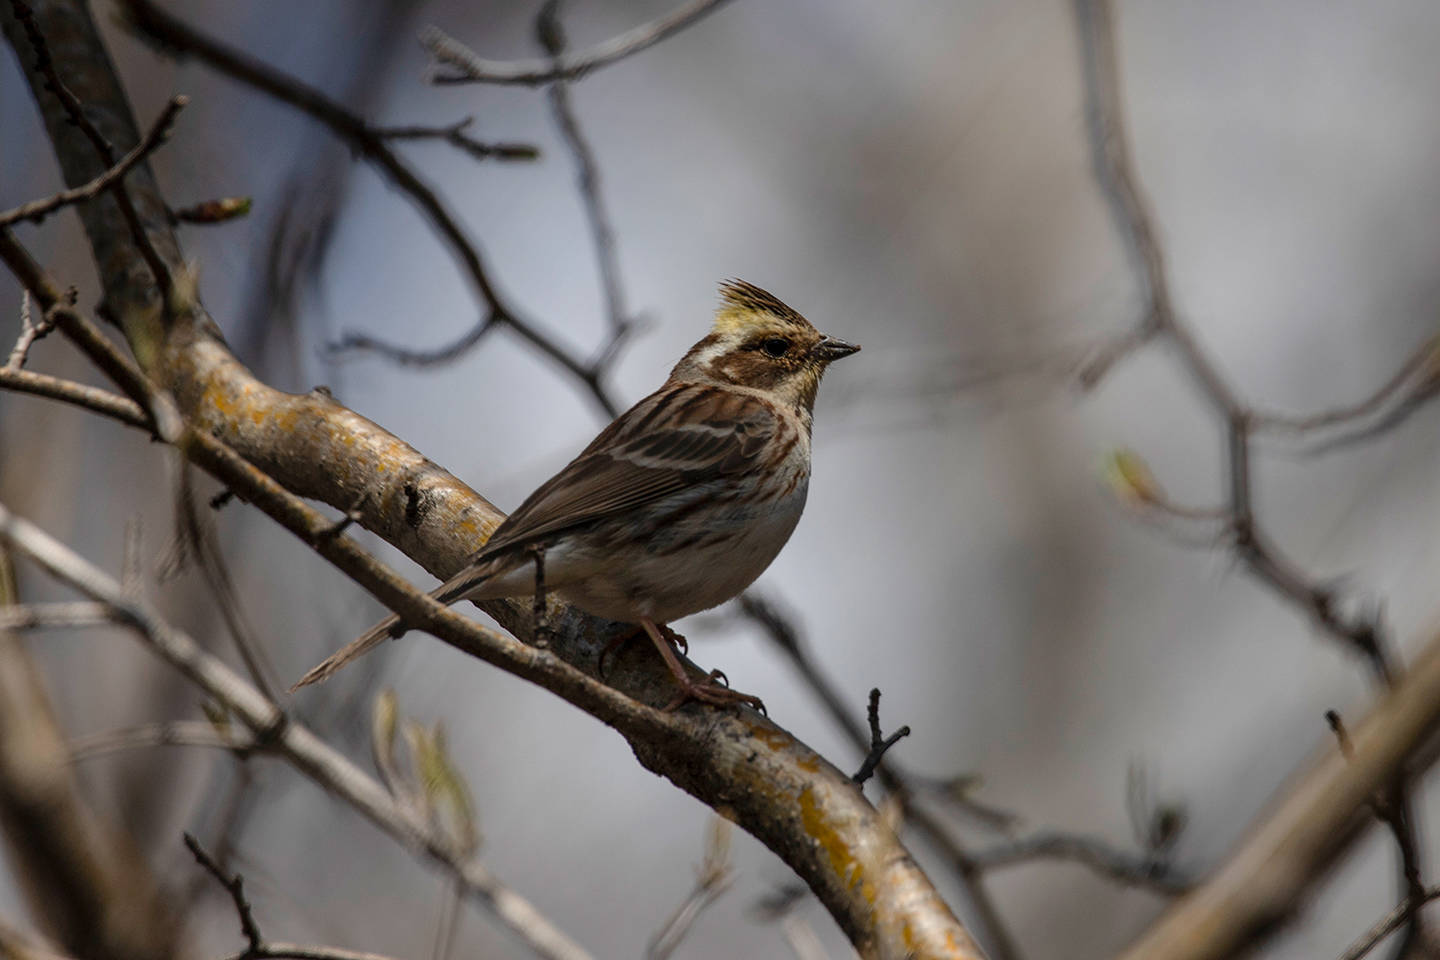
(289, 559), (504, 690)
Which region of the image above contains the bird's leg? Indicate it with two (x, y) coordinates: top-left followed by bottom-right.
(640, 618), (765, 713)
(529, 545), (550, 648)
(597, 623), (686, 678)
(597, 625), (641, 678)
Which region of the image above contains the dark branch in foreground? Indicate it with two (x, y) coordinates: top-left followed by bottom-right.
(184, 833), (262, 955)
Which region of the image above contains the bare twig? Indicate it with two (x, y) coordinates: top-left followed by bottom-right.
(374, 118), (539, 162)
(325, 313), (499, 368)
(536, 1), (637, 371)
(185, 833), (412, 960)
(5, 290), (50, 369)
(0, 601), (120, 631)
(1299, 374), (1440, 456)
(0, 97), (186, 229)
(68, 720), (258, 763)
(0, 365), (150, 429)
(185, 833), (262, 954)
(852, 688), (910, 787)
(423, 0), (735, 86)
(1252, 336), (1440, 437)
(968, 832), (1191, 896)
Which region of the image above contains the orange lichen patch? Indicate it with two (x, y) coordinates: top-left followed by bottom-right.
(799, 786), (876, 906)
(748, 724), (794, 753)
(796, 753), (821, 773)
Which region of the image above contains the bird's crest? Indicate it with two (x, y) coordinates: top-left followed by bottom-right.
(714, 279), (814, 334)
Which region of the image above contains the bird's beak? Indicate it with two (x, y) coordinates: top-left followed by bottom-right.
(816, 336), (861, 362)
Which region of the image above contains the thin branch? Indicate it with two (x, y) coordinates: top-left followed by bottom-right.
(68, 721), (258, 763)
(5, 290), (50, 369)
(0, 601), (121, 631)
(968, 832), (1192, 896)
(852, 688), (910, 787)
(326, 311), (498, 367)
(0, 503), (593, 960)
(1300, 375), (1440, 456)
(374, 118), (539, 162)
(0, 365), (152, 430)
(185, 833), (262, 954)
(185, 833), (415, 960)
(423, 0), (735, 86)
(116, 0), (620, 417)
(1252, 335), (1439, 436)
(0, 96), (186, 229)
(536, 1), (637, 372)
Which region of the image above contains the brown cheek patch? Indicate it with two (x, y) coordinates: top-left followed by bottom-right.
(714, 352), (788, 390)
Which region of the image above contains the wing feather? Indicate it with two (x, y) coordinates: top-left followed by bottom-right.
(475, 385), (778, 559)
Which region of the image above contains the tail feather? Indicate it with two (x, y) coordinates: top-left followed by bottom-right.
(289, 557), (509, 690)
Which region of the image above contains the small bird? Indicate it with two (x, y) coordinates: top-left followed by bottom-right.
(296, 280), (859, 708)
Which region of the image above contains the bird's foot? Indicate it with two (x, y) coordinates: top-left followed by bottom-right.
(662, 669), (766, 715)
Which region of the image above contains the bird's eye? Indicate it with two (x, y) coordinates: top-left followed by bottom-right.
(761, 338), (791, 358)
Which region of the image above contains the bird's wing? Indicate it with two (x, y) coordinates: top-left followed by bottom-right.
(477, 384), (781, 558)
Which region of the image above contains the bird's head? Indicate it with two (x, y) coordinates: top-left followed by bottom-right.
(670, 280), (860, 412)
